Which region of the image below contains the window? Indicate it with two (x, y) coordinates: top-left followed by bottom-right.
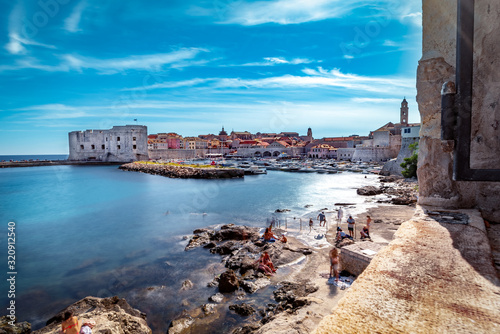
(117, 145), (121, 150)
(106, 137), (108, 141)
(91, 145), (95, 149)
(133, 145), (137, 149)
(117, 137), (120, 141)
(102, 145), (105, 149)
(133, 137), (136, 141)
(80, 145), (84, 149)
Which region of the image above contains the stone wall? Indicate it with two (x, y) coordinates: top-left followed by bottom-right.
(339, 242), (384, 276)
(417, 0), (500, 222)
(68, 125), (148, 162)
(381, 136), (420, 176)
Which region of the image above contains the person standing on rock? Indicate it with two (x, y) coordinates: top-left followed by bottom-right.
(366, 215), (372, 234)
(309, 218), (314, 232)
(317, 211), (326, 227)
(347, 215), (355, 238)
(337, 207), (343, 227)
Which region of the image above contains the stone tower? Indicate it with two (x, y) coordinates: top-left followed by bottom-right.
(307, 127), (313, 141)
(400, 98), (409, 126)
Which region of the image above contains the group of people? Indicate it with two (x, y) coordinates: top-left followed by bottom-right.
(335, 212), (372, 241)
(254, 251), (276, 276)
(262, 226), (287, 243)
(61, 311), (95, 334)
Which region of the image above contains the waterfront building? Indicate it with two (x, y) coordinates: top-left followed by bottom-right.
(68, 125), (148, 162)
(309, 143), (337, 159)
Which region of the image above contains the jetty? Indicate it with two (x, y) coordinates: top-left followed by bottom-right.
(119, 161), (244, 179)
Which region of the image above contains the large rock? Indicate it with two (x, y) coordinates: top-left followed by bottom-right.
(0, 316), (31, 334)
(212, 225), (260, 242)
(218, 270), (239, 293)
(228, 303), (256, 316)
(356, 186), (382, 196)
(33, 296), (152, 334)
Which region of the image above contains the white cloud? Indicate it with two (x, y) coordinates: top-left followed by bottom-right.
(122, 78), (214, 91)
(0, 48), (209, 74)
(4, 3), (56, 54)
(212, 0), (422, 26)
(219, 0), (365, 25)
(351, 97), (402, 103)
(64, 0), (87, 33)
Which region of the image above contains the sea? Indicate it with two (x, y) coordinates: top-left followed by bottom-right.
(0, 155), (381, 332)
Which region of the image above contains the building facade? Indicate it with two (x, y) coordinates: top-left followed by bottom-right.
(68, 125), (148, 162)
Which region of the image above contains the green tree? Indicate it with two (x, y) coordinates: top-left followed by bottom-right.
(400, 142), (418, 178)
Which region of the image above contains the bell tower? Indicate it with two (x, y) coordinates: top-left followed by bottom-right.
(400, 98), (409, 126)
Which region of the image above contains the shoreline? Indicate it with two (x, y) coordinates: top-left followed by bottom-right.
(6, 174), (417, 333)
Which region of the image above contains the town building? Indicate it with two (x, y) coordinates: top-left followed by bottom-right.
(68, 125), (148, 162)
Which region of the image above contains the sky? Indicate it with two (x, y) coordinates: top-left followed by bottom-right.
(0, 0), (422, 155)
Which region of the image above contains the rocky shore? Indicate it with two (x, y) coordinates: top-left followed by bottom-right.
(357, 176), (418, 206)
(119, 162), (244, 179)
(31, 296), (152, 334)
(170, 224), (319, 333)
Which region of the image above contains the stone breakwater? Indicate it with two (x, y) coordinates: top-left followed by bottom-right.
(119, 162), (244, 179)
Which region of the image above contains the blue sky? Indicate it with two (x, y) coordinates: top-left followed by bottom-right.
(0, 0), (422, 155)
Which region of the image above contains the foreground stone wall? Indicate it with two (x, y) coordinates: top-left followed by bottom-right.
(417, 0), (500, 222)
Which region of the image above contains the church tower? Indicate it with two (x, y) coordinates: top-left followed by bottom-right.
(307, 127), (313, 141)
(400, 98), (409, 126)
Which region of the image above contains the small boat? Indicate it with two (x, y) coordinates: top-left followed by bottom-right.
(243, 165), (267, 175)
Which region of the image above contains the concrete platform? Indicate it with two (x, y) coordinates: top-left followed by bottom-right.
(340, 242), (385, 276)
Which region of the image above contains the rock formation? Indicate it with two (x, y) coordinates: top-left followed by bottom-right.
(33, 296), (152, 334)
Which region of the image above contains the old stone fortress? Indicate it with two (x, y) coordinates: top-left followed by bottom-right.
(68, 99), (420, 163)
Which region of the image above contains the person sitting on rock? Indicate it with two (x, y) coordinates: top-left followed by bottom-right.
(262, 228), (277, 242)
(61, 310), (81, 334)
(336, 227), (353, 242)
(80, 319), (96, 334)
(279, 234), (287, 243)
(360, 226), (370, 240)
(254, 253), (274, 276)
(262, 251), (276, 273)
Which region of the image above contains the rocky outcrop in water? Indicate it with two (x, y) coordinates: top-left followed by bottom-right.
(0, 316), (31, 334)
(119, 162), (244, 179)
(33, 296), (152, 334)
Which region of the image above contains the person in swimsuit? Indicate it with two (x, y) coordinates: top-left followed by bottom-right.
(366, 215), (372, 234)
(309, 218), (313, 232)
(329, 248), (340, 282)
(262, 251), (276, 272)
(254, 253), (274, 275)
(262, 228), (277, 242)
(61, 310), (81, 334)
(336, 227), (353, 242)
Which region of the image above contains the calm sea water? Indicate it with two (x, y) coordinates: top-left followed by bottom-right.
(0, 165), (379, 332)
(0, 154), (68, 161)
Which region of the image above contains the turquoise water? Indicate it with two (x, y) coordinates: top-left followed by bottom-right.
(0, 165), (379, 331)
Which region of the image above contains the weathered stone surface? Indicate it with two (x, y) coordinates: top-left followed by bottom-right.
(218, 270), (239, 293)
(356, 186), (382, 196)
(33, 296), (151, 334)
(228, 303), (256, 316)
(208, 293), (224, 303)
(180, 279), (194, 291)
(415, 0), (500, 222)
(240, 278), (270, 294)
(0, 316), (31, 334)
(167, 315), (194, 334)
